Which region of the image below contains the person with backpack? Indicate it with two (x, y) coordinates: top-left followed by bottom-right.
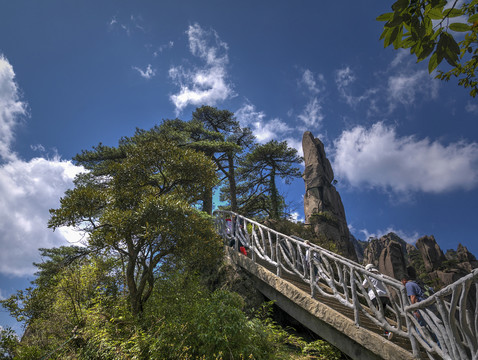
(401, 276), (425, 306)
(401, 275), (429, 327)
(401, 275), (441, 347)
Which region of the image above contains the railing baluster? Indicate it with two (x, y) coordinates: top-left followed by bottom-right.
(276, 234), (282, 277)
(350, 267), (360, 327)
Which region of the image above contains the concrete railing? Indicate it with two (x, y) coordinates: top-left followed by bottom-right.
(214, 210), (478, 360)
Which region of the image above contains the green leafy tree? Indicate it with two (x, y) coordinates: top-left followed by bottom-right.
(48, 133), (222, 316)
(192, 106), (255, 213)
(235, 140), (302, 219)
(378, 0), (478, 97)
(1, 248), (123, 359)
(0, 327), (18, 360)
(155, 117), (232, 214)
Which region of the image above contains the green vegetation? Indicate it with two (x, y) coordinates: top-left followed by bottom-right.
(264, 218), (339, 253)
(0, 107), (340, 359)
(309, 211), (339, 227)
(158, 106), (254, 214)
(1, 252), (342, 359)
(49, 130), (221, 316)
(231, 140), (302, 220)
(378, 0), (478, 97)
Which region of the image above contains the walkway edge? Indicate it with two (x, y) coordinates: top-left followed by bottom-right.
(226, 247), (416, 360)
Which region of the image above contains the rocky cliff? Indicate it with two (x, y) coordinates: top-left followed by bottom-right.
(302, 131), (357, 261)
(360, 233), (478, 290)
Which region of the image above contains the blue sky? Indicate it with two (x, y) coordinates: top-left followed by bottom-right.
(1, 0), (478, 333)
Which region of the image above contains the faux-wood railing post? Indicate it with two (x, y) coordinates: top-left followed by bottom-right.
(350, 266), (360, 327)
(276, 235), (282, 277)
(310, 252), (315, 298)
(251, 222), (256, 263)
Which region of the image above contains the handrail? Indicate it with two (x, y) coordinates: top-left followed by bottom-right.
(214, 210), (478, 360)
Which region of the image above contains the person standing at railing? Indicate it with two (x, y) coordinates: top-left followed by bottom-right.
(305, 241), (315, 279)
(363, 264), (393, 340)
(226, 216), (237, 247)
(227, 216), (249, 256)
(401, 275), (440, 348)
(401, 275), (426, 325)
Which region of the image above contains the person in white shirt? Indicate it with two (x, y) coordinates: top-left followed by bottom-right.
(363, 264), (393, 340)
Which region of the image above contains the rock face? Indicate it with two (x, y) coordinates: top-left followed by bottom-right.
(302, 131), (357, 261)
(350, 234), (366, 263)
(455, 244), (478, 272)
(361, 233), (478, 291)
(378, 241), (408, 280)
(362, 233), (408, 280)
(415, 235), (447, 272)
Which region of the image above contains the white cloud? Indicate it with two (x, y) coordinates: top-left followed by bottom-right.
(132, 64), (156, 79)
(235, 103), (291, 144)
(253, 118), (292, 143)
(333, 122), (478, 193)
(30, 144), (46, 153)
(390, 49), (411, 68)
(235, 103), (266, 128)
(359, 227), (420, 244)
(288, 211), (304, 223)
(0, 55), (27, 162)
(297, 97), (324, 129)
(169, 23), (234, 114)
(284, 137), (304, 158)
(0, 55), (84, 277)
(466, 101), (478, 114)
(387, 70), (439, 107)
(0, 157), (84, 277)
(153, 41), (174, 57)
(108, 15), (130, 35)
(336, 67), (356, 88)
(335, 66), (377, 107)
(108, 14), (145, 35)
(299, 69), (325, 94)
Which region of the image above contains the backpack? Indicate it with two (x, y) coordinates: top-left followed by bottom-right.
(239, 246), (248, 256)
(414, 280), (435, 299)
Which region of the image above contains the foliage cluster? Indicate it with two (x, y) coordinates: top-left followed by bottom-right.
(378, 0), (478, 97)
(309, 211), (340, 227)
(226, 140), (302, 220)
(158, 106), (302, 219)
(1, 252), (342, 359)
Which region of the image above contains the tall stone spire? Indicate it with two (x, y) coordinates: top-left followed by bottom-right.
(302, 131), (357, 261)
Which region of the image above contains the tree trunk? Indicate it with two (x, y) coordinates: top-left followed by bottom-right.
(270, 167), (279, 219)
(228, 155), (237, 212)
(126, 258), (143, 316)
(202, 187), (213, 215)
